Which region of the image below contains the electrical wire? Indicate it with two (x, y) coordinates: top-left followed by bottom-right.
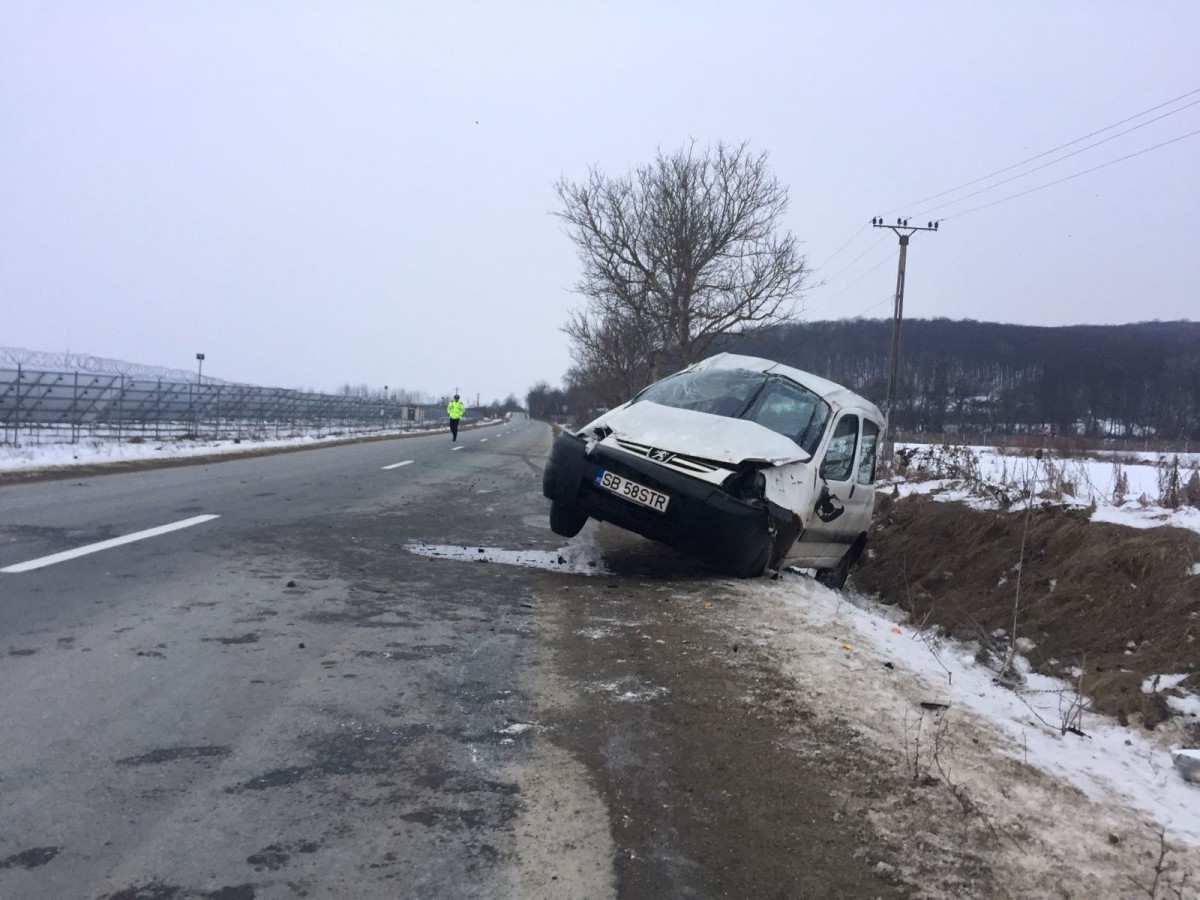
(805, 248), (898, 316)
(913, 97), (1200, 219)
(937, 126), (1200, 222)
(812, 87), (1200, 325)
(852, 294), (895, 318)
(815, 234), (889, 286)
(883, 85), (1200, 216)
(812, 221), (870, 271)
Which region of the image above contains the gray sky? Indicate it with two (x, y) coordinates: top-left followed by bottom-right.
(3, 2), (1198, 402)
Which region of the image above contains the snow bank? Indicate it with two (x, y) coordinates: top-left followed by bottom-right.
(893, 443), (1200, 535)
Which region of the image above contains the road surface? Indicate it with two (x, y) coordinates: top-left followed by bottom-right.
(1, 419), (924, 899)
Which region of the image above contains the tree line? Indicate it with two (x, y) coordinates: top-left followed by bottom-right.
(724, 318), (1200, 440)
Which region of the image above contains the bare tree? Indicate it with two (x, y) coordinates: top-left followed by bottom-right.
(555, 139), (808, 383)
(562, 307), (658, 406)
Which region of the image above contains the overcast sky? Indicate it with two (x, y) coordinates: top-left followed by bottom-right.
(3, 2), (1198, 402)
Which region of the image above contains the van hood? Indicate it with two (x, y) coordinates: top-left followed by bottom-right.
(586, 401), (809, 466)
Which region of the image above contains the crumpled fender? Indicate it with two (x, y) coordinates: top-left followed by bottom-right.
(761, 463), (818, 521)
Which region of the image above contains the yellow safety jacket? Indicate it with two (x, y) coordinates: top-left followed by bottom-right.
(447, 399), (465, 420)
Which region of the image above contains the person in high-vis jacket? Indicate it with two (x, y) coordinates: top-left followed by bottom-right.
(446, 395), (465, 442)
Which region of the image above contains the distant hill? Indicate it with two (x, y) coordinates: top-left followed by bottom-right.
(718, 319), (1200, 440)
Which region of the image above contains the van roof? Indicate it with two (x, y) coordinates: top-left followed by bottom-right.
(690, 352), (886, 424)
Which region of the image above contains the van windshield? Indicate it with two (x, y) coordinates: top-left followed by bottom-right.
(634, 368), (831, 455)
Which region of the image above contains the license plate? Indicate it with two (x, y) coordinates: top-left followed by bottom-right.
(594, 469), (669, 513)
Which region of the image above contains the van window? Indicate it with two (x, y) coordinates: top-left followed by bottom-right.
(635, 368), (831, 455)
(857, 420), (880, 484)
(741, 378), (830, 455)
(820, 415), (858, 481)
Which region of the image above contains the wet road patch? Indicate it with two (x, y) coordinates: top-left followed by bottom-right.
(101, 881), (257, 899)
(201, 633), (260, 645)
(246, 839), (320, 872)
(117, 745), (232, 766)
(0, 846), (59, 869)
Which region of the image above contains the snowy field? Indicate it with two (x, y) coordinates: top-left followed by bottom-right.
(893, 441), (1200, 535)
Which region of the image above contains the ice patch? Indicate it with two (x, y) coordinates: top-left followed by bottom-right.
(590, 680), (668, 703)
(405, 537), (608, 575)
(576, 628), (614, 640)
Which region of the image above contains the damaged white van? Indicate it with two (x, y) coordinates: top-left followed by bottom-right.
(542, 353), (886, 583)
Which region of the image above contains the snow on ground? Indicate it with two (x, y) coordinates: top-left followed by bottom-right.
(405, 532), (610, 577)
(0, 422), (506, 474)
(733, 575), (1200, 845)
(0, 428), (422, 472)
(718, 575), (1200, 896)
(893, 442), (1200, 534)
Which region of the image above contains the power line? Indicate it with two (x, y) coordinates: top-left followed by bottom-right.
(938, 126), (1200, 222)
(883, 85), (1200, 215)
(848, 293), (896, 319)
(914, 97), (1200, 219)
(812, 221), (870, 271)
(805, 248), (898, 314)
(815, 234), (889, 286)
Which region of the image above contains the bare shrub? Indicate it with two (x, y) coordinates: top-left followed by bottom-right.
(999, 453), (1042, 682)
(1185, 468), (1200, 509)
(1112, 462), (1130, 506)
(1128, 824), (1192, 898)
(1157, 455), (1183, 510)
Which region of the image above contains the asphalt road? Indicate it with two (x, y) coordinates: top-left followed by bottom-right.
(0, 418), (918, 899)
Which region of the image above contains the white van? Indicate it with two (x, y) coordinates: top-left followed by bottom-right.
(542, 353), (886, 583)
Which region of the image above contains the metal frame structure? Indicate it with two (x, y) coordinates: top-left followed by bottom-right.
(0, 366), (430, 446)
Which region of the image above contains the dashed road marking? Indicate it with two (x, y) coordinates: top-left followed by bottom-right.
(382, 460), (415, 470)
(1, 515), (221, 574)
(453, 446), (464, 451)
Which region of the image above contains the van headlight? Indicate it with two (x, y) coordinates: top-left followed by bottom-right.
(722, 464), (767, 501)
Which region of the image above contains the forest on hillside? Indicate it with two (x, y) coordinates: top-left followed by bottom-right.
(715, 319), (1200, 442)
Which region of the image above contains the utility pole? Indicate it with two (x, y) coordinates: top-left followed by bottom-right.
(871, 217), (939, 461)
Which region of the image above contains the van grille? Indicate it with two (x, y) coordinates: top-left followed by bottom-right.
(612, 438), (730, 476)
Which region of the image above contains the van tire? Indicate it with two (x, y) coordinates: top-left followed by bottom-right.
(815, 536), (867, 590)
(815, 553), (853, 589)
(549, 501), (588, 538)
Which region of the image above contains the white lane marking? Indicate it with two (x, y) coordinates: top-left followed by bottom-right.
(453, 446), (464, 451)
(381, 460), (415, 470)
(1, 514), (221, 574)
(479, 438), (488, 442)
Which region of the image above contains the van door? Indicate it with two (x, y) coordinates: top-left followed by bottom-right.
(790, 413), (871, 565)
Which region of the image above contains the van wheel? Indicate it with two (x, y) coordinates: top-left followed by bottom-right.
(815, 537), (866, 590)
(815, 552), (853, 589)
(549, 501), (588, 538)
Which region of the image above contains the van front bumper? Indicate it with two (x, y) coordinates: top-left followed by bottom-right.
(542, 432), (786, 575)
